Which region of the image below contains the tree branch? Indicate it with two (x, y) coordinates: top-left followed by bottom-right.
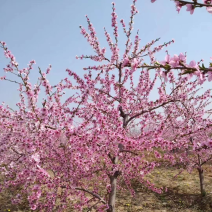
(75, 187), (106, 204)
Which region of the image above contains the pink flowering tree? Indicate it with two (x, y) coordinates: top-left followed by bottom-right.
(151, 0), (212, 14)
(67, 0), (212, 210)
(0, 0), (212, 212)
(162, 84), (212, 196)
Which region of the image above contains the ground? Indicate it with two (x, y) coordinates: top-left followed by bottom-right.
(1, 165), (212, 212)
(115, 165), (212, 212)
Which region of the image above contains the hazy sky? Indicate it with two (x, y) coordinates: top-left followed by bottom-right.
(0, 0), (212, 109)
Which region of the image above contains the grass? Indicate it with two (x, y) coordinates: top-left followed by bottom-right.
(1, 165), (212, 211)
(114, 165), (212, 212)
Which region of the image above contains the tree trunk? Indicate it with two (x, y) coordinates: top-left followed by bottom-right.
(197, 154), (205, 196)
(106, 107), (128, 211)
(107, 152), (121, 212)
(198, 167), (205, 196)
(107, 174), (118, 212)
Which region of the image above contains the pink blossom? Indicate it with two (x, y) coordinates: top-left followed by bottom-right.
(31, 153), (40, 163)
(161, 71), (168, 82)
(189, 60), (198, 69)
(186, 4), (195, 14)
(206, 6), (212, 13)
(154, 151), (162, 158)
(131, 58), (139, 71)
(123, 57), (129, 66)
(30, 60), (36, 64)
(188, 60), (203, 82)
(179, 53), (186, 63)
(170, 54), (179, 67)
(30, 204), (37, 210)
(208, 72), (212, 81)
(161, 54), (171, 65)
(175, 1), (183, 13)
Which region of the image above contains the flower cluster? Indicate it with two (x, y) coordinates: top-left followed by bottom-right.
(0, 0), (212, 211)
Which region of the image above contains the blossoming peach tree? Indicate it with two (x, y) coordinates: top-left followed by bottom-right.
(161, 81), (212, 196)
(0, 0), (212, 211)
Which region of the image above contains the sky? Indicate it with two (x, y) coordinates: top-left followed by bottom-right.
(0, 0), (212, 109)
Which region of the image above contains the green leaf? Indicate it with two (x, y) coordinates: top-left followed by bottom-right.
(202, 63), (206, 69)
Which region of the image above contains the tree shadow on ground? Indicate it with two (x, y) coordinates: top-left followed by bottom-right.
(154, 188), (212, 211)
(121, 179), (212, 212)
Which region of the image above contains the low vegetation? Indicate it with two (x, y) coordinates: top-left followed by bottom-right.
(1, 164), (212, 212)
